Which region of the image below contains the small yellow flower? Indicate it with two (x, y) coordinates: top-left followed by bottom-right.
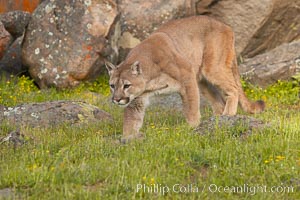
(264, 160), (270, 164)
(150, 178), (155, 184)
(142, 176), (147, 181)
(275, 156), (285, 160)
(32, 164), (38, 169)
(150, 123), (156, 129)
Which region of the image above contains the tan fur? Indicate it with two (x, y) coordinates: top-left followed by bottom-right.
(106, 16), (265, 142)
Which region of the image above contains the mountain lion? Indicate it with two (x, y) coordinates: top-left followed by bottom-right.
(106, 16), (265, 143)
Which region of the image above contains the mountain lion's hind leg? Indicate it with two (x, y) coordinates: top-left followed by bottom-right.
(202, 39), (239, 116)
(203, 70), (239, 116)
(199, 79), (225, 115)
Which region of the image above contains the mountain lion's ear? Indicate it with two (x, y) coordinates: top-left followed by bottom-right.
(131, 61), (142, 75)
(105, 61), (117, 75)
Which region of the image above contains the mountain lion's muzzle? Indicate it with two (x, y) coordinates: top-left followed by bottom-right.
(112, 96), (130, 106)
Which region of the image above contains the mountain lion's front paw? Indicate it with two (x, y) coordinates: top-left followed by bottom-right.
(120, 132), (145, 144)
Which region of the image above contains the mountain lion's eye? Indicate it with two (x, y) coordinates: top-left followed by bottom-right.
(124, 84), (131, 89)
(110, 84), (115, 89)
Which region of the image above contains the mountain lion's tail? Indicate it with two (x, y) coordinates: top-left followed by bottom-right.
(232, 58), (265, 114)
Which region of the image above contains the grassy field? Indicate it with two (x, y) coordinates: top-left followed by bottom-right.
(0, 75), (299, 199)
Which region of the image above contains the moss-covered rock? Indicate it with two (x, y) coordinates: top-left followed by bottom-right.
(0, 100), (113, 127)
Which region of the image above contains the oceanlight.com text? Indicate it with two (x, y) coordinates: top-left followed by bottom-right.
(136, 183), (294, 196)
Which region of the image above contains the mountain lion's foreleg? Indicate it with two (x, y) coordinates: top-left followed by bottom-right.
(122, 97), (147, 143)
(180, 77), (201, 127)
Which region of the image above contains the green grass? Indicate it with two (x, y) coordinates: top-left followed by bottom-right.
(0, 76), (299, 199)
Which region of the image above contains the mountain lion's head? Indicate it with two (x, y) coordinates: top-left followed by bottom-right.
(105, 61), (146, 107)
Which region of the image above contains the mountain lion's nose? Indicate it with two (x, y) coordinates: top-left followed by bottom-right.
(113, 97), (121, 102)
(112, 97), (130, 105)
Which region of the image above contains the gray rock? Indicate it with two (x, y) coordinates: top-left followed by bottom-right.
(0, 36), (26, 76)
(0, 11), (31, 38)
(149, 93), (210, 110)
(0, 188), (13, 199)
(195, 115), (270, 136)
(239, 41), (300, 87)
(0, 21), (13, 59)
(22, 0), (118, 89)
(242, 0), (300, 57)
(196, 0), (300, 58)
(0, 100), (113, 128)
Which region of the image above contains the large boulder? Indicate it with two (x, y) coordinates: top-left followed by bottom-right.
(117, 0), (195, 61)
(239, 41), (300, 87)
(241, 0), (300, 57)
(196, 0), (300, 58)
(22, 0), (118, 89)
(0, 100), (113, 128)
(0, 21), (13, 60)
(196, 0), (273, 56)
